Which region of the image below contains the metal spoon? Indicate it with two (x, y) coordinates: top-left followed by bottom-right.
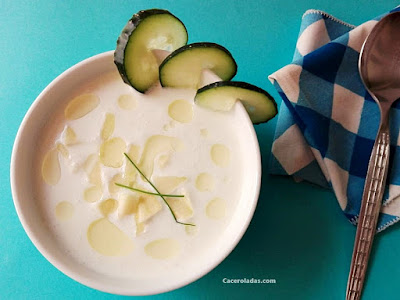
(346, 11), (400, 300)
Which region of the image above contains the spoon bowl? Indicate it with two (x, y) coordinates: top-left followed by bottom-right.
(359, 11), (400, 107)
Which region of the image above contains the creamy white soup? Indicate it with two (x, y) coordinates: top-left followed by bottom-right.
(35, 70), (245, 280)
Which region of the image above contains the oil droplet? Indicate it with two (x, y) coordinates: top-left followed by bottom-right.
(210, 144), (230, 167)
(145, 238), (180, 259)
(98, 198), (118, 216)
(118, 94), (137, 110)
(125, 145), (140, 184)
(87, 218), (134, 256)
(195, 173), (215, 192)
(84, 186), (102, 203)
(206, 197), (226, 220)
(139, 135), (184, 177)
(41, 148), (61, 186)
(200, 128), (208, 137)
(55, 201), (74, 221)
(64, 94), (99, 120)
(168, 99), (193, 123)
(100, 137), (127, 168)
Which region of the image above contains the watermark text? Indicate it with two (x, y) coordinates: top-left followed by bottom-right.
(222, 277), (276, 284)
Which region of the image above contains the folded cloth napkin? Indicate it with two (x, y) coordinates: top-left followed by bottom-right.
(269, 7), (400, 232)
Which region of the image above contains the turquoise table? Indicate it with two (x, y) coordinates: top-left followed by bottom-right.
(2, 1), (399, 299)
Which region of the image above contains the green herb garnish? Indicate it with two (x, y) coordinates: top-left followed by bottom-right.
(123, 153), (195, 226)
(115, 183), (184, 198)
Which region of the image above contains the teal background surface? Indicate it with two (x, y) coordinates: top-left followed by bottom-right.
(1, 1), (400, 299)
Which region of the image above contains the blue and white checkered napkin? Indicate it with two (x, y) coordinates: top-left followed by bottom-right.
(268, 7), (400, 232)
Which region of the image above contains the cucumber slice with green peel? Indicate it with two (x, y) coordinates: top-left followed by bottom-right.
(159, 42), (237, 89)
(114, 9), (188, 93)
(195, 81), (277, 124)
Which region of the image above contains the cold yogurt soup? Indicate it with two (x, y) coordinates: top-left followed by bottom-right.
(34, 67), (252, 281)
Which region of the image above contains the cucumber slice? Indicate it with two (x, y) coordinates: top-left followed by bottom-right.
(195, 81), (277, 124)
(159, 42), (237, 89)
(114, 9), (188, 93)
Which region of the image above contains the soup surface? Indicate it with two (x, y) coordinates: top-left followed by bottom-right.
(35, 70), (246, 279)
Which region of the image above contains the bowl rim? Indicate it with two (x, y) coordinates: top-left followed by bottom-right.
(10, 50), (262, 296)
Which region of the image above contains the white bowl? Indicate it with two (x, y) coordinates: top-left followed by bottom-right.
(10, 51), (261, 295)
